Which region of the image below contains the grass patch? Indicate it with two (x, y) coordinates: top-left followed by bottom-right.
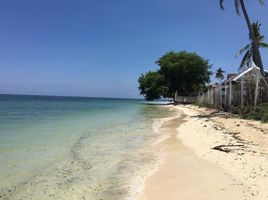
(242, 103), (268, 123)
(194, 102), (268, 123)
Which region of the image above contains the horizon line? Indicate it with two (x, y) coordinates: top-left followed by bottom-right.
(0, 93), (144, 100)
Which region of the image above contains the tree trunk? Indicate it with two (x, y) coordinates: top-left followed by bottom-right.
(239, 0), (265, 76)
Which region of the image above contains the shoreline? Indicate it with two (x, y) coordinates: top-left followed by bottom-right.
(0, 103), (178, 200)
(137, 105), (268, 200)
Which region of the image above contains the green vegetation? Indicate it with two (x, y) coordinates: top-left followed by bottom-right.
(138, 51), (211, 101)
(242, 103), (268, 122)
(220, 0), (266, 76)
(138, 71), (166, 101)
(157, 51), (211, 97)
(236, 21), (268, 70)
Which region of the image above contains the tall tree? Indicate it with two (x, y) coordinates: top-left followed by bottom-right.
(236, 21), (268, 70)
(157, 51), (211, 97)
(220, 0), (265, 76)
(138, 51), (212, 101)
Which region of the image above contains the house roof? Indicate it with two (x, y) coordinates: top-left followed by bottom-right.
(227, 74), (237, 80)
(223, 66), (258, 85)
(222, 65), (268, 89)
(223, 61), (268, 85)
(232, 66), (259, 81)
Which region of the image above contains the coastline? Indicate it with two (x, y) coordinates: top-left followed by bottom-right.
(137, 105), (268, 200)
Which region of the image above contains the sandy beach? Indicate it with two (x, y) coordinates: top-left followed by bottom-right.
(138, 105), (268, 200)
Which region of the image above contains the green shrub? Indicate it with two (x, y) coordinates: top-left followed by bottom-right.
(242, 103), (268, 123)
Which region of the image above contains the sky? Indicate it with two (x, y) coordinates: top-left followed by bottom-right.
(0, 0), (267, 98)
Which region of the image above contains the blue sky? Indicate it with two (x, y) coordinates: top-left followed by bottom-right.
(0, 0), (267, 98)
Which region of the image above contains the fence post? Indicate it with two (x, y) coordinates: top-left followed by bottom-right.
(254, 71), (260, 110)
(224, 83), (227, 107)
(211, 88), (214, 106)
(219, 84), (222, 108)
(241, 77), (244, 110)
(207, 89), (210, 104)
(229, 81), (232, 108)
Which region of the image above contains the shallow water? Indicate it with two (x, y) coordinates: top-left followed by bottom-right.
(0, 95), (176, 200)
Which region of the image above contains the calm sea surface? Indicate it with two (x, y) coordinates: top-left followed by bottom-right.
(0, 95), (175, 200)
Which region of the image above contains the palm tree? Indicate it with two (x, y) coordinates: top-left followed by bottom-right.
(220, 0), (265, 76)
(215, 68), (225, 107)
(236, 21), (268, 71)
(215, 67), (225, 82)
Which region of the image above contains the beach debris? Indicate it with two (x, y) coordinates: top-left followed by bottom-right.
(213, 126), (222, 130)
(212, 144), (245, 153)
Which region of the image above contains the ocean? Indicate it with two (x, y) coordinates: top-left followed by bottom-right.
(0, 95), (175, 200)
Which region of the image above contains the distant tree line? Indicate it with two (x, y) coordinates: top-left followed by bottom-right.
(138, 51), (212, 101)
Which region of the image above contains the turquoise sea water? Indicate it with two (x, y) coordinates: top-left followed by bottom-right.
(0, 95), (175, 200)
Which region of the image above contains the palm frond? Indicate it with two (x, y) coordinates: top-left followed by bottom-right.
(234, 0), (241, 15)
(220, 0), (225, 9)
(251, 21), (261, 40)
(258, 35), (264, 41)
(260, 42), (268, 48)
(259, 0), (265, 5)
(239, 50), (252, 69)
(235, 44), (251, 57)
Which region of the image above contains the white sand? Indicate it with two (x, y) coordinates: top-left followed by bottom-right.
(138, 105), (268, 200)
